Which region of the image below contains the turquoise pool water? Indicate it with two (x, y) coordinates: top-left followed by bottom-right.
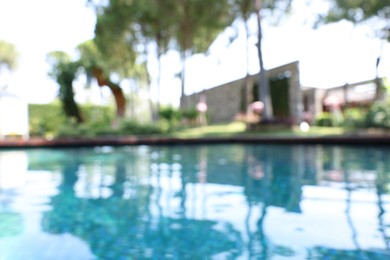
(0, 144), (389, 259)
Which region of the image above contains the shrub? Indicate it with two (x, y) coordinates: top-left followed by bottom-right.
(29, 103), (67, 137)
(342, 107), (367, 128)
(81, 104), (115, 126)
(119, 119), (165, 135)
(315, 112), (333, 127)
(181, 107), (198, 121)
(29, 102), (116, 138)
(158, 106), (182, 130)
(366, 100), (390, 129)
(181, 107), (198, 125)
(158, 106), (181, 122)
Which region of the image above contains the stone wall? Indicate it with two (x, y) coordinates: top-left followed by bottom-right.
(181, 61), (302, 124)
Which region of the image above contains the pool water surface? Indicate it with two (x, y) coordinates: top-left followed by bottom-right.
(0, 144), (389, 259)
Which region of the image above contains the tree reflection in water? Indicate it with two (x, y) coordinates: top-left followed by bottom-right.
(36, 145), (390, 259)
(244, 145), (303, 258)
(42, 147), (242, 259)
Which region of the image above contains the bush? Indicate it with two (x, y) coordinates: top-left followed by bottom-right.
(366, 100), (390, 129)
(119, 120), (165, 135)
(29, 101), (176, 138)
(181, 107), (198, 125)
(29, 103), (67, 137)
(158, 106), (182, 130)
(81, 104), (115, 126)
(181, 107), (198, 121)
(29, 102), (116, 138)
(315, 112), (333, 127)
(315, 111), (344, 127)
(343, 107), (367, 128)
(158, 106), (181, 122)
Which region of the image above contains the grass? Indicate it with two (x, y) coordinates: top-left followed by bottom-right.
(171, 122), (246, 138)
(169, 122), (348, 139)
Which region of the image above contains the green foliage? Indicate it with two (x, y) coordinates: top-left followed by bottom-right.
(48, 41), (135, 120)
(46, 51), (83, 122)
(94, 1), (155, 78)
(181, 107), (199, 121)
(82, 104), (114, 126)
(320, 0), (390, 40)
(325, 0), (390, 23)
(0, 40), (18, 71)
(29, 103), (115, 138)
(158, 106), (182, 131)
(29, 102), (168, 138)
(158, 106), (182, 122)
(93, 0), (234, 99)
(315, 112), (344, 127)
(315, 100), (390, 129)
(343, 107), (367, 128)
(366, 100), (390, 128)
(56, 120), (101, 138)
(179, 0), (234, 54)
(57, 119), (166, 137)
(29, 103), (67, 138)
(119, 120), (165, 135)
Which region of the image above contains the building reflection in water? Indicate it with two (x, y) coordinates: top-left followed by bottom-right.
(0, 151), (27, 239)
(0, 145), (389, 259)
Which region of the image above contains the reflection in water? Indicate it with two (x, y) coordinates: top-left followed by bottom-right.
(0, 145), (389, 259)
(0, 151), (27, 239)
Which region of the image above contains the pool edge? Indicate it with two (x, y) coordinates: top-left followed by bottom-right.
(1, 135), (390, 148)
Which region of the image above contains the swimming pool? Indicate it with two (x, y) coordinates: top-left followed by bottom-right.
(0, 144), (389, 259)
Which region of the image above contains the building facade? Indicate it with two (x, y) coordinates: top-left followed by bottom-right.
(181, 61), (303, 124)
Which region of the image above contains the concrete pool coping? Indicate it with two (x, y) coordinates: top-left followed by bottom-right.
(1, 134), (390, 148)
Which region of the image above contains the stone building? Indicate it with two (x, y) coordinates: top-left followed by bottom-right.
(181, 61), (303, 124)
(180, 60), (383, 125)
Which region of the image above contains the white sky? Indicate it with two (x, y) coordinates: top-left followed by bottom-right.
(0, 0), (389, 106)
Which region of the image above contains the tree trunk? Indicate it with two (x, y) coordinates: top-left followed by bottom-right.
(254, 0), (273, 121)
(180, 50), (187, 107)
(92, 68), (126, 118)
(145, 58), (157, 121)
(156, 30), (163, 118)
(62, 88), (84, 124)
(179, 0), (191, 107)
(243, 13), (251, 113)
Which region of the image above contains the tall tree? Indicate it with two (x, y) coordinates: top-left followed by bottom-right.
(77, 40), (130, 118)
(174, 0), (233, 105)
(47, 38), (140, 122)
(228, 0), (293, 120)
(93, 0), (176, 118)
(231, 0), (253, 112)
(137, 0), (176, 113)
(252, 0), (293, 121)
(46, 51), (83, 123)
(254, 0), (272, 120)
(91, 0), (233, 108)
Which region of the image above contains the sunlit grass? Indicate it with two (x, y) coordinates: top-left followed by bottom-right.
(170, 122), (347, 139)
(171, 122), (247, 138)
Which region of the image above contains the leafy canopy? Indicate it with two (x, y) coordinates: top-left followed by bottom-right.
(325, 0), (390, 23)
(320, 0), (390, 40)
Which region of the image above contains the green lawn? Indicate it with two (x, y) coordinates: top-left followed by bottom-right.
(169, 122), (348, 139)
